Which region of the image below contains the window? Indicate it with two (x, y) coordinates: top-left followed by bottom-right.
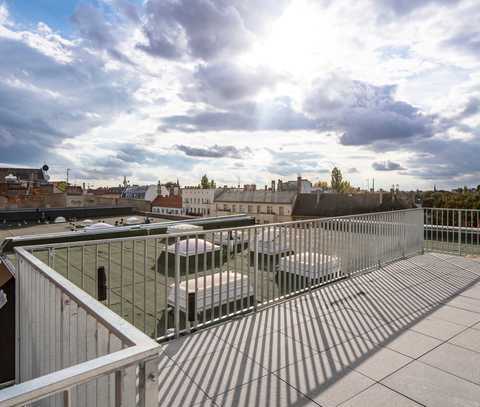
(239, 205), (244, 212)
(267, 206), (272, 214)
(257, 205), (261, 213)
(232, 204), (236, 212)
(279, 206), (284, 216)
(248, 205), (253, 213)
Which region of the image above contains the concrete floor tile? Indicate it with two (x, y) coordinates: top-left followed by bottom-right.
(329, 336), (413, 381)
(420, 342), (480, 385)
(361, 325), (442, 359)
(234, 329), (320, 372)
(339, 383), (422, 407)
(158, 365), (211, 407)
(383, 361), (480, 407)
(212, 374), (319, 407)
(275, 351), (375, 407)
(449, 328), (480, 353)
(176, 344), (269, 397)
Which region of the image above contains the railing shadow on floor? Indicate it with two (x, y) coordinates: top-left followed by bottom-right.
(157, 253), (480, 406)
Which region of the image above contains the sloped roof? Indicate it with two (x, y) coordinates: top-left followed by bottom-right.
(0, 168), (45, 182)
(215, 190), (297, 204)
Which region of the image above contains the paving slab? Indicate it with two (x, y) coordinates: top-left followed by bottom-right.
(339, 383), (422, 407)
(382, 360), (480, 407)
(328, 336), (412, 381)
(212, 374), (319, 407)
(275, 351), (375, 407)
(420, 342), (480, 385)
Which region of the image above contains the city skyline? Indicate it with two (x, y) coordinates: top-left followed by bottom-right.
(1, 0), (479, 190)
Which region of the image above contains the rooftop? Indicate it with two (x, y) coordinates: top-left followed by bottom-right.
(215, 189), (297, 204)
(157, 252), (480, 406)
(2, 207), (480, 407)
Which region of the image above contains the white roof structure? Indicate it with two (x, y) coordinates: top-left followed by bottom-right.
(167, 271), (253, 312)
(84, 222), (115, 231)
(167, 223), (203, 234)
(167, 238), (221, 256)
(81, 219), (93, 225)
(249, 227), (292, 254)
(125, 216), (142, 225)
(278, 252), (340, 279)
(54, 216), (66, 224)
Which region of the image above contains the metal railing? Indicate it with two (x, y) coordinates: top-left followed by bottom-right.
(0, 248), (160, 407)
(24, 208), (424, 340)
(424, 208), (480, 256)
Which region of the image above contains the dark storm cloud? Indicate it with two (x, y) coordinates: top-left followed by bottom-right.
(372, 160), (405, 171)
(185, 62), (279, 106)
(137, 0), (289, 61)
(304, 76), (434, 148)
(0, 34), (138, 165)
(175, 144), (251, 158)
(159, 98), (317, 132)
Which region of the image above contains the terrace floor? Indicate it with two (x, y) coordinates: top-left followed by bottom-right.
(157, 252), (480, 406)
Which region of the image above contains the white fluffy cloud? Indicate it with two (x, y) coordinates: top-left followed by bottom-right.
(2, 0), (480, 189)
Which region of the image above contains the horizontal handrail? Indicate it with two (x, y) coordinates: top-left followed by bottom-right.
(22, 208), (423, 251)
(0, 346), (157, 406)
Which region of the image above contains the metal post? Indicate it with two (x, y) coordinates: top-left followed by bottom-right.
(458, 209), (462, 256)
(115, 370), (124, 407)
(138, 357), (159, 407)
(174, 237), (180, 338)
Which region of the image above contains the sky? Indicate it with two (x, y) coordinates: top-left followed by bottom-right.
(0, 0), (479, 190)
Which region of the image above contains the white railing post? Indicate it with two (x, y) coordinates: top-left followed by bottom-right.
(138, 356), (159, 407)
(458, 209), (462, 256)
(174, 236), (180, 339)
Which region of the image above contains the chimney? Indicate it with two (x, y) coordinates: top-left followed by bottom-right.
(271, 180), (276, 192)
(157, 180), (162, 197)
(297, 176), (302, 193)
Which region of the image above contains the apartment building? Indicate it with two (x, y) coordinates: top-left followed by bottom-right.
(182, 187), (217, 216)
(213, 186), (297, 224)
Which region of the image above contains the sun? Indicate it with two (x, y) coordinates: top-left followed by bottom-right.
(243, 1), (337, 80)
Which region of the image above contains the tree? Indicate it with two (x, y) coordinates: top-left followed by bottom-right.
(314, 180), (329, 189)
(200, 175), (215, 189)
(331, 167), (343, 192)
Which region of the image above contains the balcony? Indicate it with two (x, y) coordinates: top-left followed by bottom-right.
(1, 208), (480, 406)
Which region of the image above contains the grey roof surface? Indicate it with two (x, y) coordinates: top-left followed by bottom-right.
(215, 190), (297, 204)
(0, 167), (45, 182)
(158, 252), (480, 406)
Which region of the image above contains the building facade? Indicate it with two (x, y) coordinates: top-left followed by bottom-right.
(213, 188), (297, 224)
(182, 187), (217, 216)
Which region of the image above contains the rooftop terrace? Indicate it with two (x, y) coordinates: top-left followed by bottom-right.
(157, 252), (480, 406)
(1, 207), (480, 406)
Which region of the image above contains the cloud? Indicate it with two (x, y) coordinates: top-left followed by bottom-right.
(266, 151), (329, 177)
(374, 0), (460, 16)
(184, 61), (280, 106)
(160, 98), (317, 132)
(175, 144), (251, 158)
(71, 3), (134, 64)
(304, 75), (435, 148)
(137, 0), (289, 61)
(372, 160), (405, 171)
(347, 167), (359, 174)
(0, 21), (139, 165)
